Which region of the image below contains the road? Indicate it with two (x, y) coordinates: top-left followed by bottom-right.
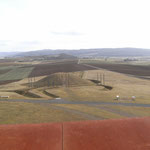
(0, 98), (150, 107)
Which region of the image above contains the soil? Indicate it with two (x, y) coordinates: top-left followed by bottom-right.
(88, 63), (150, 76)
(29, 61), (95, 77)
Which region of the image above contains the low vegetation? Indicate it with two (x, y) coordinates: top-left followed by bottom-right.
(0, 59), (149, 124)
(15, 90), (41, 98)
(0, 102), (87, 124)
(0, 67), (33, 81)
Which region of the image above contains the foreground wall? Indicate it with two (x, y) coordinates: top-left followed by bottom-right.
(0, 117), (150, 150)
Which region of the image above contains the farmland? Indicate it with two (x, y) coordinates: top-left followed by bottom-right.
(0, 67), (33, 81)
(29, 60), (94, 77)
(0, 59), (150, 103)
(0, 58), (150, 124)
(0, 60), (94, 85)
(79, 58), (150, 78)
(84, 63), (150, 77)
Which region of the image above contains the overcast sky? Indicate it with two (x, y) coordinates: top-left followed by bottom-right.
(0, 0), (150, 52)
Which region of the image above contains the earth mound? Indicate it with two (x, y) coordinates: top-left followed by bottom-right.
(36, 73), (94, 87)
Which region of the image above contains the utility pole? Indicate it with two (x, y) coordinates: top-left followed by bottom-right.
(103, 74), (105, 85)
(100, 74), (102, 85)
(68, 73), (69, 87)
(97, 72), (98, 81)
(65, 74), (68, 87)
(29, 78), (31, 88)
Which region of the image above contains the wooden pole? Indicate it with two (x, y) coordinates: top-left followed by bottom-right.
(68, 73), (69, 87)
(100, 74), (102, 84)
(103, 74), (105, 85)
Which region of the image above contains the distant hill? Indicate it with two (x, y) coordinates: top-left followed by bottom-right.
(15, 53), (77, 61)
(2, 48), (150, 58)
(0, 52), (19, 58)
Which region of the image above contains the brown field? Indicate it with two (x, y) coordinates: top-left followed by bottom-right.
(87, 63), (150, 76)
(29, 60), (94, 77)
(0, 80), (20, 85)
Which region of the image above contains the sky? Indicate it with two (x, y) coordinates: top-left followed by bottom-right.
(0, 0), (150, 52)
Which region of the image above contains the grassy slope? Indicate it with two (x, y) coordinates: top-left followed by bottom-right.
(0, 101), (149, 125)
(45, 69), (150, 104)
(100, 105), (150, 117)
(0, 102), (87, 125)
(36, 72), (94, 87)
(53, 104), (123, 119)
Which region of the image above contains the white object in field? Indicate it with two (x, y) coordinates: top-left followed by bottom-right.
(0, 96), (9, 98)
(116, 95), (120, 100)
(55, 98), (61, 99)
(132, 96), (136, 100)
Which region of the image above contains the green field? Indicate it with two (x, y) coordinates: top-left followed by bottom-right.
(0, 65), (19, 70)
(0, 67), (34, 81)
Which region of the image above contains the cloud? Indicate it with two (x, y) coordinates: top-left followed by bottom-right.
(0, 40), (11, 46)
(50, 31), (84, 36)
(0, 40), (42, 52)
(20, 41), (41, 46)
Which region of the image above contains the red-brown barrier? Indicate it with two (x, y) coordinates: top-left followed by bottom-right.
(0, 117), (150, 150)
(0, 123), (62, 150)
(64, 117), (150, 150)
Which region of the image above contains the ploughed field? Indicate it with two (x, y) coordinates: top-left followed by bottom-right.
(87, 63), (150, 77)
(29, 60), (94, 77)
(0, 60), (94, 85)
(1, 59), (150, 85)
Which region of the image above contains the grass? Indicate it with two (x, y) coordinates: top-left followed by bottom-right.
(0, 68), (150, 105)
(82, 70), (150, 104)
(46, 85), (117, 102)
(0, 101), (149, 125)
(36, 72), (94, 88)
(0, 60), (150, 124)
(0, 67), (33, 81)
(43, 90), (59, 98)
(45, 83), (150, 104)
(100, 105), (150, 117)
(0, 65), (19, 70)
(0, 91), (25, 99)
(53, 104), (123, 119)
(0, 61), (150, 105)
(15, 90), (41, 98)
(0, 102), (87, 125)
